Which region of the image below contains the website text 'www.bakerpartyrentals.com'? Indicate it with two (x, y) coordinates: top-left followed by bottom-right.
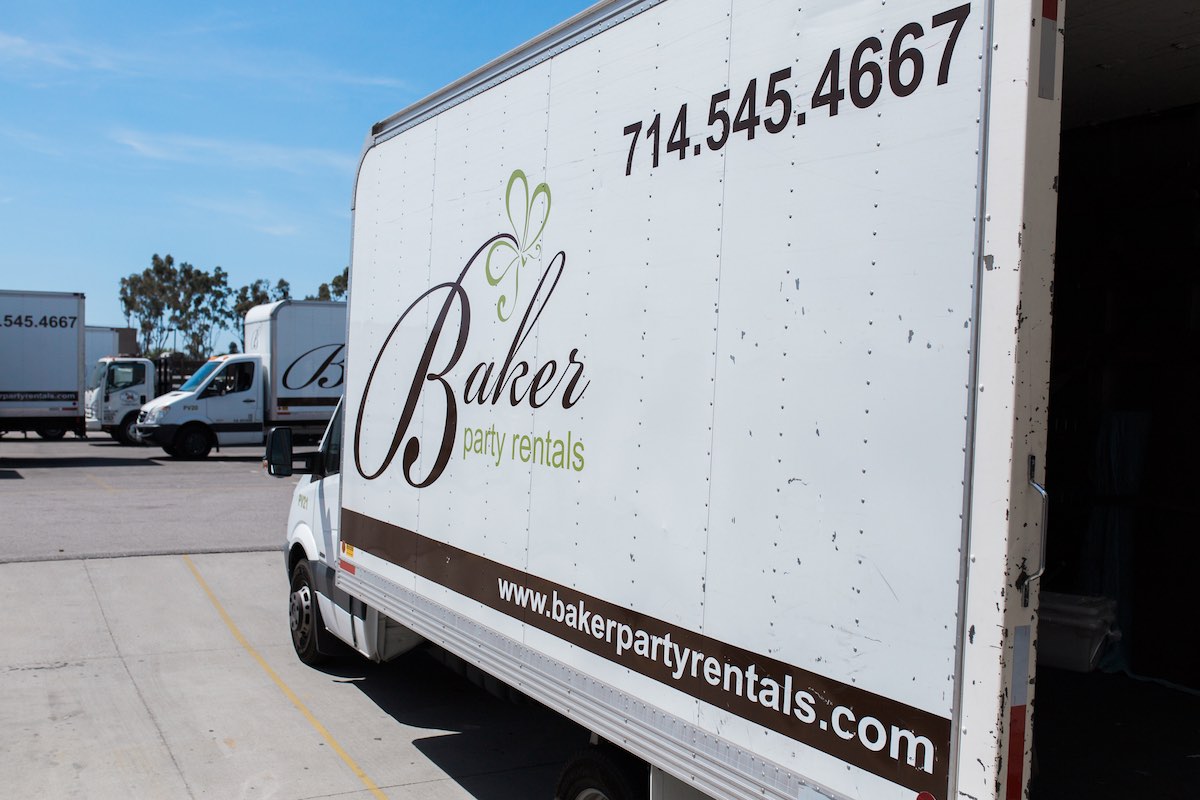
(497, 576), (938, 779)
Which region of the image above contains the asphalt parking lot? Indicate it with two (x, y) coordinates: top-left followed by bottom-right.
(0, 435), (588, 799)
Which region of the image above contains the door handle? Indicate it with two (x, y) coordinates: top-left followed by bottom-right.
(242, 398), (255, 403)
(1016, 454), (1049, 608)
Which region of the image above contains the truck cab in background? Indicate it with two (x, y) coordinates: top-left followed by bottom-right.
(136, 353), (264, 458)
(136, 300), (345, 459)
(85, 356), (155, 444)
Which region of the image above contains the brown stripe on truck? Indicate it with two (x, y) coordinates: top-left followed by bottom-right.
(342, 508), (952, 798)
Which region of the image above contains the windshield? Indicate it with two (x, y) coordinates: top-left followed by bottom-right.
(179, 360), (222, 393)
(86, 361), (106, 391)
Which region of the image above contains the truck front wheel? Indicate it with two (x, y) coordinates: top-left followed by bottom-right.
(174, 425), (212, 459)
(116, 413), (139, 446)
(289, 561), (327, 666)
(555, 746), (648, 800)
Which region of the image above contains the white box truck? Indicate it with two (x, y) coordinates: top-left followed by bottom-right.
(137, 300), (345, 458)
(84, 325), (136, 369)
(84, 326), (120, 370)
(266, 1), (1082, 798)
(85, 356), (157, 444)
(0, 290), (86, 439)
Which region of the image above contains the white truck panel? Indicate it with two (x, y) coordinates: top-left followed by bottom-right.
(85, 326), (121, 370)
(0, 290), (85, 423)
(335, 2), (1062, 799)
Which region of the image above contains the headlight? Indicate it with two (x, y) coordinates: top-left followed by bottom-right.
(146, 406), (167, 423)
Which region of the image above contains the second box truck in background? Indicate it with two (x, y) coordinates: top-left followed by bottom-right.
(137, 300), (345, 458)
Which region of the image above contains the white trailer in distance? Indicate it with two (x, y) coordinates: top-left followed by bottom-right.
(270, 0), (1200, 798)
(0, 290), (86, 440)
(136, 300), (346, 458)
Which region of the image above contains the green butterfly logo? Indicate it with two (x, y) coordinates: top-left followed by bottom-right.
(485, 169), (551, 322)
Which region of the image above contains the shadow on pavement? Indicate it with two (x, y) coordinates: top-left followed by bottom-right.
(0, 455), (162, 469)
(0, 470), (23, 480)
(319, 647), (588, 799)
(146, 454), (265, 464)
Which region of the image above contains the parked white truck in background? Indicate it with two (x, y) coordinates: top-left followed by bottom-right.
(85, 355), (156, 444)
(269, 0), (1198, 798)
(0, 290), (86, 439)
(137, 300), (345, 458)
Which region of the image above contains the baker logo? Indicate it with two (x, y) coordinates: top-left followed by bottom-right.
(485, 170), (551, 322)
(282, 343), (345, 390)
(354, 169), (589, 487)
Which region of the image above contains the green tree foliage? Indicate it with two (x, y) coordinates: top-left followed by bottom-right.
(123, 259), (348, 358)
(121, 254), (236, 358)
(331, 266), (349, 298)
(120, 254), (179, 355)
(305, 267), (349, 302)
(231, 278), (272, 321)
(173, 264), (234, 359)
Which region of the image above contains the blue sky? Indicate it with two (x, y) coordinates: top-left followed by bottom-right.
(0, 0), (590, 350)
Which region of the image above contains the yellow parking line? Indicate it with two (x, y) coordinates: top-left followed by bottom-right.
(183, 555), (388, 799)
(87, 474), (117, 492)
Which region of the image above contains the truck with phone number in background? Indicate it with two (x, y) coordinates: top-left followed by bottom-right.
(0, 289), (86, 440)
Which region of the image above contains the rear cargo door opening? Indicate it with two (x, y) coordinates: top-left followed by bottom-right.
(1035, 2), (1200, 796)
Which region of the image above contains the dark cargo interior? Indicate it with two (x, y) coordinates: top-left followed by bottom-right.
(1033, 2), (1200, 797)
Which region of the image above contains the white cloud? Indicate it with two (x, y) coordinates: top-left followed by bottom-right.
(0, 28), (409, 92)
(181, 192), (304, 238)
(110, 128), (356, 175)
(0, 30), (130, 74)
(0, 124), (64, 157)
(255, 223), (301, 237)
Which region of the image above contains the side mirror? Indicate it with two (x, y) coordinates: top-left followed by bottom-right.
(266, 427), (318, 477)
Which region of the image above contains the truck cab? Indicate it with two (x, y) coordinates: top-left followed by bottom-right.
(84, 356), (155, 444)
(268, 401), (422, 665)
(135, 353), (264, 458)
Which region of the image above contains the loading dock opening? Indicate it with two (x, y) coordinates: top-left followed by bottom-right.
(1035, 2), (1200, 796)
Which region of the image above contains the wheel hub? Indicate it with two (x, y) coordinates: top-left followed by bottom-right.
(290, 585), (312, 640)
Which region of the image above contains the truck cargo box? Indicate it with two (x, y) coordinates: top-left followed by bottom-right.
(0, 290), (86, 436)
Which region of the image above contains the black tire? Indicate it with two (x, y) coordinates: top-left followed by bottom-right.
(37, 428), (66, 440)
(116, 413), (139, 446)
(162, 442), (179, 457)
(555, 746), (648, 800)
(289, 561), (327, 666)
(174, 425), (212, 459)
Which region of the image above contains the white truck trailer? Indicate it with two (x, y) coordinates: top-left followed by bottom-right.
(84, 326), (120, 371)
(0, 290), (87, 439)
(264, 0), (1149, 798)
(136, 300), (345, 458)
(83, 325), (136, 370)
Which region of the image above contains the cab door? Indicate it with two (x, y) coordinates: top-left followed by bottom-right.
(298, 402), (351, 642)
(201, 360), (262, 445)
